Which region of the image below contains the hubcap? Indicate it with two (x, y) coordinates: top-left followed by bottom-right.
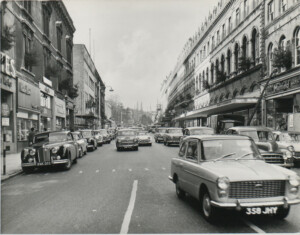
(203, 194), (211, 217)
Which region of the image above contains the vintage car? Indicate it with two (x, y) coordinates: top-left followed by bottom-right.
(93, 130), (104, 146)
(108, 129), (116, 140)
(137, 131), (152, 146)
(180, 127), (215, 146)
(79, 129), (97, 151)
(116, 129), (139, 151)
(226, 126), (294, 168)
(154, 127), (167, 143)
(72, 131), (88, 157)
(163, 128), (183, 146)
(169, 135), (300, 222)
(21, 131), (79, 173)
(97, 129), (111, 144)
(273, 131), (300, 167)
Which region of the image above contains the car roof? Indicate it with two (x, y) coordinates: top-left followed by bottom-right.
(184, 127), (213, 130)
(118, 129), (137, 132)
(36, 130), (70, 135)
(183, 134), (251, 141)
(166, 127), (182, 129)
(79, 129), (92, 131)
(272, 130), (300, 134)
(229, 126), (273, 131)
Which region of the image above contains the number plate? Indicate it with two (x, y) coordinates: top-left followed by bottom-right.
(37, 162), (51, 166)
(245, 207), (278, 215)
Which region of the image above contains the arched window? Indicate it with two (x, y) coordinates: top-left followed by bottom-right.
(268, 43), (273, 74)
(227, 49), (231, 74)
(234, 43), (239, 71)
(232, 89), (238, 98)
(216, 59), (219, 73)
(242, 36), (248, 58)
(221, 54), (225, 73)
(210, 63), (214, 84)
(279, 35), (286, 50)
(251, 28), (259, 65)
(295, 27), (300, 65)
(225, 92), (231, 99)
(240, 87), (247, 95)
(206, 67), (209, 82)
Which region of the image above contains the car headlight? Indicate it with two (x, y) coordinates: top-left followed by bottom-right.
(51, 146), (59, 154)
(287, 145), (295, 152)
(284, 150), (293, 159)
(217, 177), (230, 190)
(289, 175), (300, 187)
(29, 149), (36, 156)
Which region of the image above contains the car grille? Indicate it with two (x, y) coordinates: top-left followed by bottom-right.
(37, 148), (51, 163)
(261, 154), (284, 164)
(229, 180), (285, 199)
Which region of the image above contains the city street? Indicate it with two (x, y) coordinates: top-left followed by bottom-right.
(2, 135), (300, 234)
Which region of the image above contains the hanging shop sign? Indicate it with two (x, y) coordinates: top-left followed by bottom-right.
(43, 76), (53, 87)
(1, 103), (10, 117)
(39, 82), (54, 96)
(54, 97), (66, 118)
(18, 79), (40, 112)
(266, 76), (300, 95)
(1, 52), (16, 78)
(2, 117), (10, 126)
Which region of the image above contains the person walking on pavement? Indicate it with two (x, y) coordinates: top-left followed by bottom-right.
(28, 127), (35, 146)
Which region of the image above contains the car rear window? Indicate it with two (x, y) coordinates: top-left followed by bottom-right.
(190, 129), (214, 135)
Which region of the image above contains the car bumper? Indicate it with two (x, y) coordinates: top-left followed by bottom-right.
(87, 144), (95, 149)
(22, 159), (69, 167)
(166, 140), (180, 144)
(117, 143), (138, 148)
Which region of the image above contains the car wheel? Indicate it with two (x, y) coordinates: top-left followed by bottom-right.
(108, 141), (111, 144)
(84, 148), (87, 155)
(92, 144), (95, 151)
(117, 147), (120, 151)
(149, 143), (152, 146)
(275, 206), (290, 219)
(164, 141), (166, 146)
(79, 147), (83, 158)
(201, 190), (219, 223)
(64, 153), (72, 171)
(22, 167), (34, 174)
(136, 146), (139, 151)
(155, 139), (157, 143)
(175, 180), (185, 199)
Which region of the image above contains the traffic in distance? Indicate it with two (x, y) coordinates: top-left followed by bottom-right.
(19, 123), (300, 223)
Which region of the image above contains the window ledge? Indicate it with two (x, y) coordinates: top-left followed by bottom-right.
(21, 67), (36, 78)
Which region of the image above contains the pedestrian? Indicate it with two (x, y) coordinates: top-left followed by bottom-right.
(28, 127), (35, 146)
(43, 127), (47, 131)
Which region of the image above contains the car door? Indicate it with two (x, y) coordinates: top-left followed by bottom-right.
(174, 141), (188, 191)
(182, 139), (201, 197)
(68, 133), (77, 159)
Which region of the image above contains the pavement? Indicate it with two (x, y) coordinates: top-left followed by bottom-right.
(0, 152), (22, 182)
(1, 137), (300, 234)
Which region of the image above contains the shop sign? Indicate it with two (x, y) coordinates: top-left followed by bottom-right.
(40, 107), (52, 117)
(54, 97), (66, 118)
(1, 103), (10, 117)
(19, 81), (31, 95)
(2, 117), (10, 126)
(66, 101), (74, 110)
(43, 76), (53, 87)
(29, 114), (38, 120)
(266, 76), (300, 95)
(17, 112), (29, 119)
(18, 79), (40, 111)
(1, 52), (16, 78)
(39, 82), (54, 96)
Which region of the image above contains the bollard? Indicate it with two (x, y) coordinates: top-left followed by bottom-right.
(3, 149), (6, 175)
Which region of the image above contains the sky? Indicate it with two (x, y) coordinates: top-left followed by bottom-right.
(64, 0), (219, 111)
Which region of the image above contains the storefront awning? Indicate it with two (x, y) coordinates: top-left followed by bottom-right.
(173, 97), (259, 121)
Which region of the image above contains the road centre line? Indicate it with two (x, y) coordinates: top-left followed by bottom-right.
(128, 169), (132, 172)
(243, 219), (265, 233)
(120, 180), (138, 234)
(96, 170), (100, 173)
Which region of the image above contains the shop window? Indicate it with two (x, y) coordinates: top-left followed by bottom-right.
(17, 118), (38, 141)
(295, 27), (300, 65)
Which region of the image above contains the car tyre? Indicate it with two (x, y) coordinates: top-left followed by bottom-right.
(175, 180), (185, 199)
(275, 206), (290, 219)
(64, 153), (72, 171)
(149, 143), (152, 146)
(79, 147), (83, 158)
(201, 190), (219, 223)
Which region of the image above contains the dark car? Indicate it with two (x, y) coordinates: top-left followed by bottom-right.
(226, 126), (294, 168)
(72, 131), (88, 157)
(180, 127), (215, 146)
(154, 127), (167, 143)
(79, 129), (97, 151)
(116, 129), (139, 151)
(97, 129), (111, 144)
(163, 128), (183, 146)
(21, 131), (78, 173)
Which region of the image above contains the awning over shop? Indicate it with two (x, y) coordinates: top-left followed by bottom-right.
(173, 97), (259, 121)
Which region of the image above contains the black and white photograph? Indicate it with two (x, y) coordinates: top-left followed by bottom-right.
(1, 0), (300, 233)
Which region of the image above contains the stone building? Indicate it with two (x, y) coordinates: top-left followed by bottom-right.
(1, 1), (75, 153)
(73, 44), (106, 130)
(161, 0), (300, 131)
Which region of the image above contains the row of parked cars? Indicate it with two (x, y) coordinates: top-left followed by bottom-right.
(21, 128), (116, 173)
(153, 126), (300, 222)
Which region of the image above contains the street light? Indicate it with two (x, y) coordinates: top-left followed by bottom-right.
(106, 85), (114, 92)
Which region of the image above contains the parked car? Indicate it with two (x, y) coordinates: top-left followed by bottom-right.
(226, 126), (294, 168)
(116, 129), (139, 151)
(79, 129), (97, 151)
(169, 135), (300, 222)
(273, 131), (300, 167)
(97, 129), (111, 144)
(72, 131), (88, 157)
(93, 130), (104, 146)
(154, 127), (167, 143)
(180, 127), (215, 146)
(137, 131), (152, 146)
(163, 128), (183, 146)
(21, 131), (79, 173)
(107, 129), (115, 140)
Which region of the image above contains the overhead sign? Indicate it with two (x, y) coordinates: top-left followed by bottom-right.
(1, 52), (16, 78)
(266, 76), (300, 95)
(1, 103), (10, 117)
(39, 82), (54, 96)
(2, 117), (10, 126)
(43, 76), (53, 87)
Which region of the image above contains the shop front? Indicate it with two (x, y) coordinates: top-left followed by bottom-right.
(17, 77), (40, 151)
(1, 52), (17, 153)
(39, 82), (54, 131)
(265, 72), (300, 131)
(54, 96), (66, 130)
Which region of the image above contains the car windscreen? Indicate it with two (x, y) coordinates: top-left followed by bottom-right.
(118, 131), (136, 136)
(99, 130), (108, 135)
(168, 129), (182, 134)
(283, 133), (300, 142)
(33, 134), (49, 143)
(158, 129), (166, 133)
(202, 139), (261, 161)
(190, 129), (214, 135)
(240, 130), (274, 141)
(48, 133), (69, 142)
(81, 131), (92, 138)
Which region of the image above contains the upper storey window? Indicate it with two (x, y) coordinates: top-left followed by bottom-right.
(295, 28), (300, 66)
(236, 8), (240, 26)
(42, 2), (52, 37)
(268, 1), (274, 22)
(281, 0), (287, 12)
(24, 1), (31, 14)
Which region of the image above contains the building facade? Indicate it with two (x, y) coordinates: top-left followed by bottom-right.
(1, 0), (76, 153)
(73, 44), (106, 130)
(161, 0), (300, 132)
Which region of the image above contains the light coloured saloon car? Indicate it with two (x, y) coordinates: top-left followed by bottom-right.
(137, 131), (152, 146)
(169, 135), (300, 222)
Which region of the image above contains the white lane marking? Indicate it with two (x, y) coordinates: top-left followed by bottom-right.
(243, 219), (266, 234)
(112, 169), (116, 173)
(44, 173), (49, 176)
(92, 209), (97, 212)
(96, 170), (100, 173)
(162, 167), (166, 170)
(128, 169), (132, 172)
(144, 168), (149, 171)
(79, 171), (83, 174)
(120, 180), (138, 234)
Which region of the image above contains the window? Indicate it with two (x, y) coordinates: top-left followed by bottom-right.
(279, 35), (286, 50)
(268, 43), (273, 74)
(23, 28), (33, 71)
(217, 30), (220, 44)
(227, 49), (231, 74)
(207, 41), (210, 53)
(242, 36), (248, 58)
(234, 43), (239, 71)
(228, 17), (232, 33)
(210, 63), (214, 84)
(236, 8), (240, 26)
(268, 1), (274, 21)
(212, 36), (215, 50)
(23, 1), (31, 14)
(186, 141), (198, 161)
(66, 40), (72, 64)
(42, 5), (51, 37)
(56, 27), (62, 52)
(281, 0), (287, 12)
(40, 92), (51, 109)
(221, 55), (225, 73)
(222, 24), (226, 39)
(43, 48), (51, 76)
(206, 68), (209, 82)
(295, 28), (300, 65)
(203, 46), (206, 57)
(251, 29), (258, 65)
(179, 141), (187, 157)
(244, 0), (248, 17)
